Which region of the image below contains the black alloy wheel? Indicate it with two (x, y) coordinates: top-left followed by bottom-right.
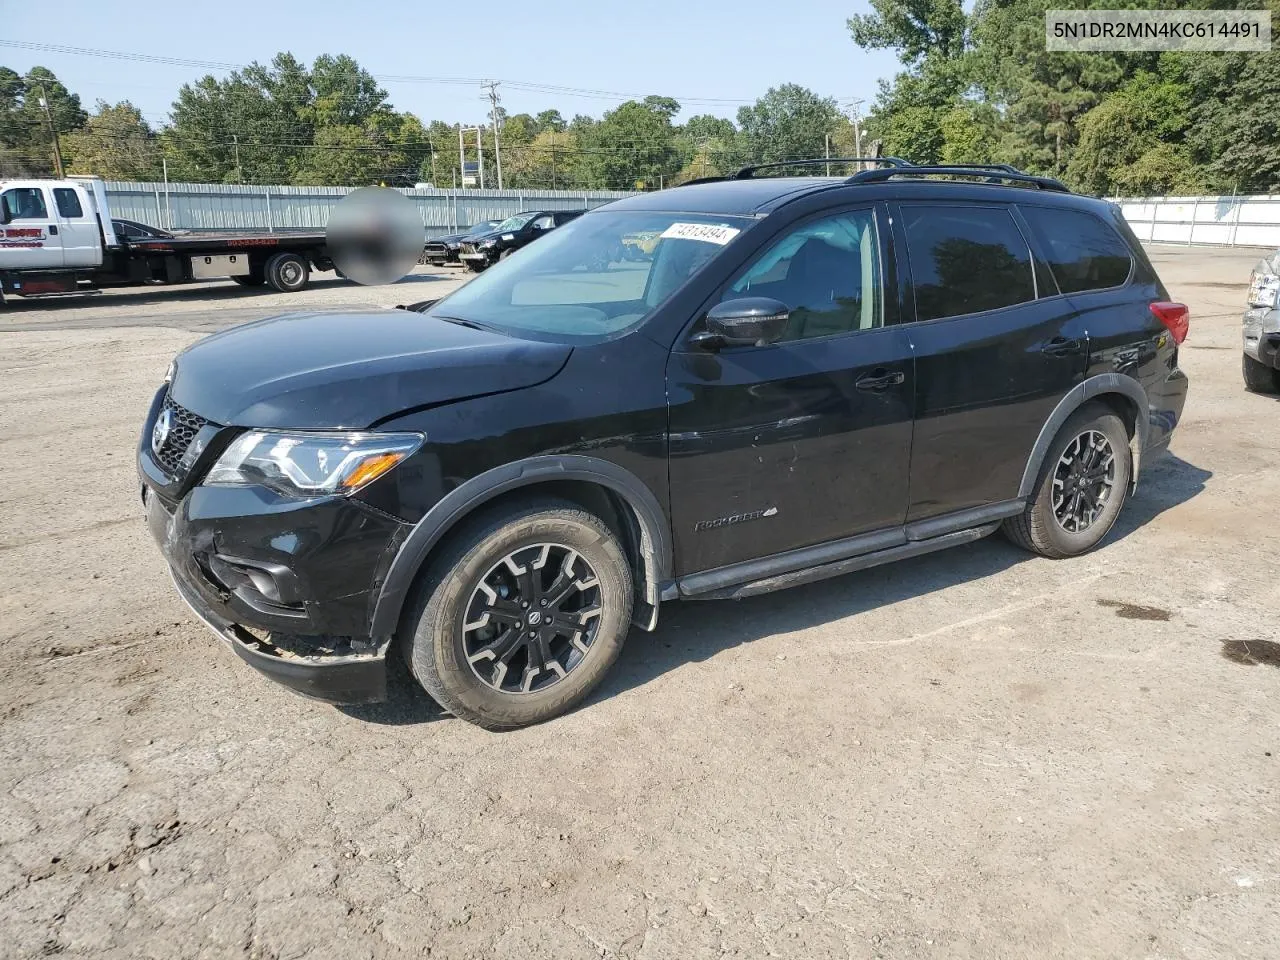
(461, 543), (603, 694)
(1051, 429), (1117, 533)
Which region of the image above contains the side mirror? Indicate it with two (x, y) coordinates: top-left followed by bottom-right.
(691, 297), (790, 350)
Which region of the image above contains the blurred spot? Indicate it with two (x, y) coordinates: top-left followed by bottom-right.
(1221, 638), (1280, 668)
(1096, 599), (1171, 621)
(326, 187), (423, 286)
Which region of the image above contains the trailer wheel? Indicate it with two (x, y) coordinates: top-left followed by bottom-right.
(265, 252), (309, 293)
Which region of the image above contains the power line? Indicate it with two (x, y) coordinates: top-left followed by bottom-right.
(0, 40), (761, 106)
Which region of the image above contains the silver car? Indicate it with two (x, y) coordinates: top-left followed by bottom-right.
(1244, 250), (1280, 392)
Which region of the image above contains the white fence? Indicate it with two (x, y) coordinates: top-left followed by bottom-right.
(101, 182), (638, 239)
(1118, 195), (1280, 249)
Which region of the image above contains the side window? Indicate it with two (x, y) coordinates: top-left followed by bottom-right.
(116, 222), (140, 239)
(2, 188), (49, 221)
(1020, 206), (1133, 294)
(724, 210), (882, 341)
(53, 188), (83, 219)
(902, 205), (1036, 322)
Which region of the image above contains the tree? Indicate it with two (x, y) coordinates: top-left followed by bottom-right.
(735, 84), (843, 165)
(63, 101), (162, 180)
(535, 109), (567, 133)
(1067, 70), (1198, 195)
(849, 0), (968, 65)
(1179, 47), (1280, 193)
(0, 66), (86, 177)
(579, 99), (679, 189)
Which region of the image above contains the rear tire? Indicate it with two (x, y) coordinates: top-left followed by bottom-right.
(1243, 352), (1280, 393)
(264, 252), (309, 293)
(401, 498), (633, 730)
(1003, 402), (1131, 559)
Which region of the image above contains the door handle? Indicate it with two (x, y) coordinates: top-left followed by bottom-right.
(1042, 336), (1082, 356)
(48, 224), (58, 236)
(855, 369), (906, 391)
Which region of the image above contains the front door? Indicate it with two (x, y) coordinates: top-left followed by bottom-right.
(52, 185), (100, 269)
(1, 184), (64, 269)
(892, 201), (1090, 520)
(667, 206), (915, 575)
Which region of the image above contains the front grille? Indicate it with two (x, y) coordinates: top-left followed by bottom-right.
(460, 243), (476, 255)
(423, 242), (448, 253)
(154, 394), (209, 474)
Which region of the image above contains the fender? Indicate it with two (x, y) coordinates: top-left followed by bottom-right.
(1017, 373), (1150, 499)
(368, 454), (673, 640)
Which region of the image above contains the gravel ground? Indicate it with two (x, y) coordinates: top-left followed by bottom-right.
(0, 249), (1277, 960)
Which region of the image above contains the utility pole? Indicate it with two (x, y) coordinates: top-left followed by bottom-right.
(550, 131), (557, 190)
(841, 98), (866, 170)
(482, 80), (503, 190)
(37, 85), (64, 178)
(232, 134), (242, 183)
(825, 134), (831, 176)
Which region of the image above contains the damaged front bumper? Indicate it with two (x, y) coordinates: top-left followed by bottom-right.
(143, 483), (404, 705)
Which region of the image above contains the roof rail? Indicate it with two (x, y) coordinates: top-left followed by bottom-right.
(846, 165), (1070, 192)
(733, 157), (909, 180)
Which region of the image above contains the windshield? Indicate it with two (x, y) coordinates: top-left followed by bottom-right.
(425, 211), (750, 341)
(495, 212), (538, 233)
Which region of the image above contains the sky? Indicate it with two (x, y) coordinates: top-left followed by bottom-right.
(1, 0), (902, 127)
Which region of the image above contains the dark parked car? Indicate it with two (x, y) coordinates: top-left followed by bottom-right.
(458, 209), (586, 271)
(421, 220), (502, 266)
(139, 159), (1189, 729)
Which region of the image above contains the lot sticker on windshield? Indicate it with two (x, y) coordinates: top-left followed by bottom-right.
(660, 222), (741, 245)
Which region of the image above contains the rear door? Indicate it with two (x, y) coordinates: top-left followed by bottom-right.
(893, 201), (1089, 521)
(667, 204), (915, 575)
(52, 186), (101, 268)
(1, 184), (64, 269)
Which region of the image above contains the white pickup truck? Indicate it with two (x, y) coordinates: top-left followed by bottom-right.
(0, 176), (333, 304)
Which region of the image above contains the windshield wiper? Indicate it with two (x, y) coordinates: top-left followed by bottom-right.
(434, 314), (498, 333)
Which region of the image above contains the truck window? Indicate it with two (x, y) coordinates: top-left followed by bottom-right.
(53, 188), (84, 219)
(2, 188), (48, 221)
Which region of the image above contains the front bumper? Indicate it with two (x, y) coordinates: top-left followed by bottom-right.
(142, 480), (407, 705)
(1243, 310), (1280, 368)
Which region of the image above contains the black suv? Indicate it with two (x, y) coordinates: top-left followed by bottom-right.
(458, 209), (586, 271)
(421, 220), (502, 267)
(138, 159), (1189, 729)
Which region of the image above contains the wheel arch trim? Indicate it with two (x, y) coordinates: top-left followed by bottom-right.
(369, 455), (672, 641)
(1017, 373), (1150, 499)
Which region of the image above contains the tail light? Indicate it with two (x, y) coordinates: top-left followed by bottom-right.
(1150, 301), (1189, 344)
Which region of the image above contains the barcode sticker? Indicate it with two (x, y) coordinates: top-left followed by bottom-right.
(660, 223), (741, 245)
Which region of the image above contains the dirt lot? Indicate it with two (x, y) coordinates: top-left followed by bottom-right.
(1, 249), (1278, 960)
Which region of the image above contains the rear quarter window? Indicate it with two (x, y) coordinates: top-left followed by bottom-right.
(901, 204), (1037, 322)
(1020, 205), (1133, 294)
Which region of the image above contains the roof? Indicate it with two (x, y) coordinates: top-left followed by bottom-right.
(602, 177), (845, 217)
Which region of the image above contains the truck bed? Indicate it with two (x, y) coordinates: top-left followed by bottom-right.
(120, 231), (328, 254)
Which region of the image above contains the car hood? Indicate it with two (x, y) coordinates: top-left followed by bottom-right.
(169, 310), (571, 429)
(463, 230), (504, 244)
(430, 231), (471, 245)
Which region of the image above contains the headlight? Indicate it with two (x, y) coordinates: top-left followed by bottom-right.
(1248, 272), (1280, 308)
(164, 360), (175, 383)
(480, 238), (497, 249)
(205, 431), (423, 496)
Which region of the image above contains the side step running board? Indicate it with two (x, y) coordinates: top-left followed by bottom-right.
(690, 523), (1002, 601)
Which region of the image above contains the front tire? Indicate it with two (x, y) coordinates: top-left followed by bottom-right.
(264, 252), (310, 292)
(1243, 352), (1280, 393)
(401, 499), (633, 730)
(1003, 402), (1131, 559)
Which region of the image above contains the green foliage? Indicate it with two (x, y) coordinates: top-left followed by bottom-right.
(63, 101), (162, 180)
(0, 66), (86, 177)
(734, 84), (843, 166)
(853, 0), (1275, 194)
